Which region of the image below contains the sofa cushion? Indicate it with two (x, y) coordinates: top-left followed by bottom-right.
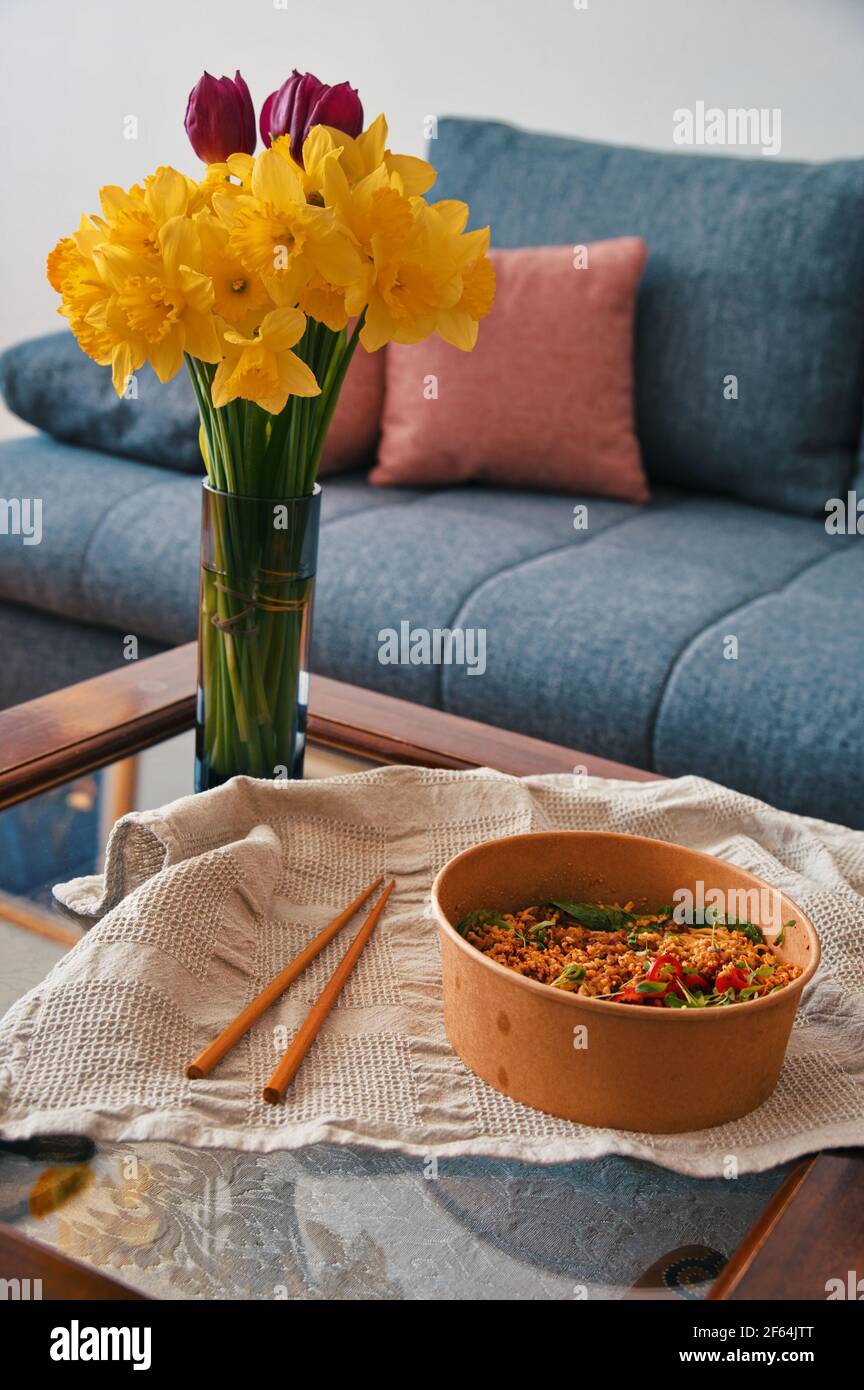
(0, 437), (423, 645)
(0, 437), (201, 641)
(432, 118), (864, 518)
(0, 599), (164, 707)
(0, 334), (202, 472)
(442, 494), (847, 769)
(315, 487), (864, 829)
(653, 546), (864, 825)
(373, 240), (650, 501)
(312, 484), (663, 707)
(0, 434), (665, 667)
(0, 330), (385, 477)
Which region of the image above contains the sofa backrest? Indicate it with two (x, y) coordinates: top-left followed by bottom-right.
(432, 117), (864, 517)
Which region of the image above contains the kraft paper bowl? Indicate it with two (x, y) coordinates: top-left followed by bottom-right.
(431, 831), (820, 1133)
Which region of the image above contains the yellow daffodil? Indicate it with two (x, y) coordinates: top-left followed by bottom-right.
(321, 159), (416, 326)
(318, 113), (436, 196)
(91, 214), (220, 393)
(61, 270), (113, 363)
(351, 199), (489, 351)
(324, 159), (414, 255)
(47, 112), (493, 418)
(425, 202), (496, 349)
(211, 307), (320, 413)
(92, 167), (202, 261)
(195, 211), (271, 332)
(269, 128), (344, 206)
(47, 226), (114, 364)
(296, 273), (351, 331)
(197, 153), (255, 208)
(212, 145), (362, 308)
(435, 254), (497, 349)
(47, 234), (83, 295)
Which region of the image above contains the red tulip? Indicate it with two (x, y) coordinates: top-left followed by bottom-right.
(184, 70), (256, 164)
(260, 70), (363, 163)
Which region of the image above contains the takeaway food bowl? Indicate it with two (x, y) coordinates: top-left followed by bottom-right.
(431, 830), (820, 1133)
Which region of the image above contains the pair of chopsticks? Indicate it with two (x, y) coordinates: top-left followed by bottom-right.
(186, 876), (394, 1104)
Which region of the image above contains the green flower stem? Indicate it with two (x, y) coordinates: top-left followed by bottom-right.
(208, 509), (251, 750)
(303, 315), (365, 492)
(188, 316), (367, 788)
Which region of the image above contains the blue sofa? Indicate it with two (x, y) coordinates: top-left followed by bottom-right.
(1, 120), (863, 828)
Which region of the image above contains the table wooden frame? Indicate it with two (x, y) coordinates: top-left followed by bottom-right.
(0, 644), (861, 1301)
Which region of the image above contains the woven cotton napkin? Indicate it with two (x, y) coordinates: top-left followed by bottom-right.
(1, 767), (862, 1177)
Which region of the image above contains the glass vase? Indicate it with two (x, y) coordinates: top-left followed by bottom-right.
(195, 481), (321, 792)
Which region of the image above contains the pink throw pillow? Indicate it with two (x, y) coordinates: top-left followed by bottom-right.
(319, 338), (386, 476)
(371, 240), (649, 501)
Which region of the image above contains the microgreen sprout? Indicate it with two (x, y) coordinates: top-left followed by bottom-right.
(550, 962), (586, 988)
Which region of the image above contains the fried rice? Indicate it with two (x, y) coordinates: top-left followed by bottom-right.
(457, 902), (801, 1008)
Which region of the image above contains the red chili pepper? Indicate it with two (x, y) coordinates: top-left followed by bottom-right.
(646, 953), (682, 983)
(616, 988), (643, 1003)
(668, 972), (710, 1000)
(715, 966), (749, 995)
(616, 985), (669, 1006)
(683, 973), (709, 990)
(616, 987), (654, 1005)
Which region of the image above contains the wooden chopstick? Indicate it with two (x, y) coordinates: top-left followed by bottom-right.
(262, 879), (395, 1104)
(186, 875), (384, 1080)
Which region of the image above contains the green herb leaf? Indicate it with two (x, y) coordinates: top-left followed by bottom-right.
(669, 978), (710, 1007)
(551, 901), (636, 931)
(456, 910), (512, 938)
(549, 962), (586, 988)
(690, 915), (765, 945)
(723, 918), (765, 945)
(635, 980), (668, 994)
(528, 919), (554, 949)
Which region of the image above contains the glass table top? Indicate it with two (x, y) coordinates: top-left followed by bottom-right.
(0, 730), (792, 1300)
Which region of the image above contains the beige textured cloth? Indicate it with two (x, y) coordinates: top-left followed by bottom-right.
(1, 767), (862, 1177)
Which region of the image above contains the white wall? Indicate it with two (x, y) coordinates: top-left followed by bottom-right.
(2, 0), (863, 358)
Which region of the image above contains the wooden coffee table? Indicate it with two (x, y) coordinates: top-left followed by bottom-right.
(0, 644), (860, 1301)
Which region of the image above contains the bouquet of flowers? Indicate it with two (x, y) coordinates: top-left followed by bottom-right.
(46, 69), (494, 789)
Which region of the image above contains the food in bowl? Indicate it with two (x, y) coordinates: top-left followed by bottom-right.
(457, 900), (801, 1008)
(433, 831), (820, 1132)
